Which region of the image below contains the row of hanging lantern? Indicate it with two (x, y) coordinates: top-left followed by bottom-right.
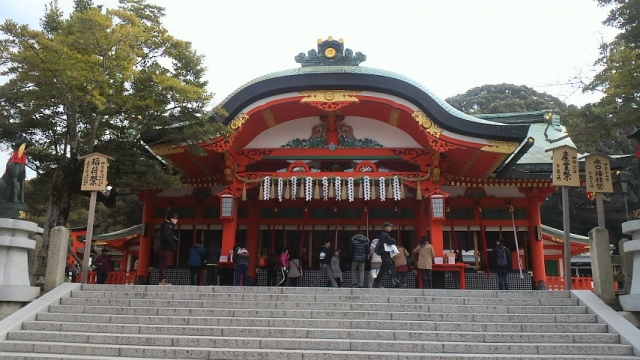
(256, 176), (423, 202)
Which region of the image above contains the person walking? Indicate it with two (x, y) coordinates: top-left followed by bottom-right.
(330, 249), (342, 287)
(369, 238), (382, 287)
(233, 246), (250, 286)
(278, 248), (289, 286)
(188, 240), (205, 285)
(313, 240), (338, 287)
(266, 251), (279, 286)
(158, 212), (178, 285)
(393, 243), (411, 288)
(413, 236), (435, 289)
(493, 238), (511, 290)
(350, 234), (369, 288)
(372, 222), (403, 288)
(288, 253), (302, 287)
(204, 241), (221, 286)
(93, 248), (113, 285)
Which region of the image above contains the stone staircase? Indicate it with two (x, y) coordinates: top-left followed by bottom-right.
(0, 283), (639, 359)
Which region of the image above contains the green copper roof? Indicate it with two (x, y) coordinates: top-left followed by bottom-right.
(92, 224), (143, 241)
(220, 65), (505, 128)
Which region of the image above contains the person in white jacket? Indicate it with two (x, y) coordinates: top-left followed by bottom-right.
(369, 238), (382, 288)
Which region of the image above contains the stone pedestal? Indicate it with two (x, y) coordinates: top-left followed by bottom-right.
(0, 218), (41, 303)
(620, 220), (640, 311)
(589, 227), (615, 302)
(44, 226), (69, 292)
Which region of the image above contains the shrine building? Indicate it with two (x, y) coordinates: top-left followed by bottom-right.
(131, 38), (594, 288)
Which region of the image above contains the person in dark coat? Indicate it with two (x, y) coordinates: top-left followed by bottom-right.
(493, 238), (512, 290)
(372, 222), (403, 288)
(233, 246), (250, 286)
(204, 241), (221, 286)
(266, 251), (279, 286)
(188, 240), (205, 285)
(93, 248), (113, 284)
(350, 234), (370, 288)
(158, 212), (178, 285)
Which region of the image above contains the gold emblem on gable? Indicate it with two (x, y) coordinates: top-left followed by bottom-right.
(412, 111), (442, 138)
(300, 90), (360, 111)
(228, 113), (249, 130)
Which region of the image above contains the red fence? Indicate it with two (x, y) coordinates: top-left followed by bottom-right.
(76, 271), (138, 285)
(546, 276), (619, 291)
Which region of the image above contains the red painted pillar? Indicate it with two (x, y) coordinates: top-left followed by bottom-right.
(246, 202), (260, 279)
(528, 196), (547, 287)
(415, 199), (428, 241)
(430, 220), (444, 258)
(136, 190), (155, 281)
(221, 218), (238, 260)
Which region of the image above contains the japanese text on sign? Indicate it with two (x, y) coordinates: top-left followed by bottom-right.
(551, 146), (580, 187)
(81, 155), (109, 191)
(585, 154), (613, 193)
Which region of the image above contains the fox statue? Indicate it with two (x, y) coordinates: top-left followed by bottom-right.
(0, 137), (28, 203)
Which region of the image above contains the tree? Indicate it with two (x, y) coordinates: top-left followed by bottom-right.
(0, 0), (227, 245)
(567, 0), (640, 152)
(445, 84), (571, 115)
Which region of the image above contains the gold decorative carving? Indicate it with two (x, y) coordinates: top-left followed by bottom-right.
(481, 140), (519, 154)
(150, 143), (185, 156)
(427, 138), (459, 152)
(228, 113), (249, 130)
(262, 109), (276, 128)
(412, 111), (442, 138)
(299, 90), (360, 111)
(389, 109), (400, 127)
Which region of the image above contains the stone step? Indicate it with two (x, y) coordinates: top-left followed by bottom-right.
(57, 297), (588, 314)
(45, 304), (598, 323)
(69, 290), (580, 306)
(2, 348), (639, 360)
(0, 336), (634, 357)
(81, 284), (575, 297)
(34, 313), (608, 333)
(18, 321), (620, 343)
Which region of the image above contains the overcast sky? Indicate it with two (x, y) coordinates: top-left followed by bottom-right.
(0, 0), (619, 177)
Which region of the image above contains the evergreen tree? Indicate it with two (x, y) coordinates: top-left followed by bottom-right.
(0, 0), (227, 245)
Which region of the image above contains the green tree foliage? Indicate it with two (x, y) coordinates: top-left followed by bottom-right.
(566, 0), (640, 153)
(0, 0), (227, 243)
(445, 84), (571, 115)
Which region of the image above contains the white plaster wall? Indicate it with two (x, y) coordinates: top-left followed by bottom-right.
(245, 116), (422, 149)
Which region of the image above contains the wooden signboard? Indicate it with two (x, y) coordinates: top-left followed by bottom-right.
(548, 145), (580, 187)
(584, 154), (613, 193)
(80, 153), (112, 191)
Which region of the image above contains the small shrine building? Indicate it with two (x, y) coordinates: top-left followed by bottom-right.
(131, 38), (601, 288)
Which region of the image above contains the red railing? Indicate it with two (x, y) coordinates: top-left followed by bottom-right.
(75, 271), (138, 285)
(546, 276), (619, 291)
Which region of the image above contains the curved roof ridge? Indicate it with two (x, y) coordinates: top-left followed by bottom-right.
(218, 66), (501, 127)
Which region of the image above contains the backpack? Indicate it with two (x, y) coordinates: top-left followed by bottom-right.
(373, 239), (384, 256)
(152, 228), (162, 252)
(496, 246), (508, 267)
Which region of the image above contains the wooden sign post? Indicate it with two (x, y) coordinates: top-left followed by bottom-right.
(583, 154), (614, 228)
(547, 145), (580, 290)
(78, 152), (114, 284)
